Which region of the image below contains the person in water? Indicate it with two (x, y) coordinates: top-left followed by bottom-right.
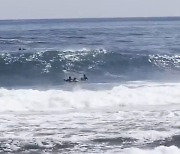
(64, 76), (78, 82)
(64, 74), (88, 82)
(81, 74), (88, 81)
(73, 77), (78, 82)
(64, 76), (72, 82)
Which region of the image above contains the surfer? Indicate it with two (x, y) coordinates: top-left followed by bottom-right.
(64, 76), (72, 82)
(64, 74), (88, 82)
(64, 76), (79, 82)
(19, 47), (26, 51)
(73, 77), (78, 82)
(81, 74), (88, 81)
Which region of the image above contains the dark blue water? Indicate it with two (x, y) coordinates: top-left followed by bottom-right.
(1, 18), (180, 86)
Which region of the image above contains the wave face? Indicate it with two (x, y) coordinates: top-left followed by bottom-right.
(1, 49), (180, 86)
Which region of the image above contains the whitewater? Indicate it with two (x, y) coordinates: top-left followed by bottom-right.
(1, 82), (180, 111)
(1, 18), (180, 153)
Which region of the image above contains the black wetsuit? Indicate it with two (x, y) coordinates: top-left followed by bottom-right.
(81, 75), (88, 81)
(64, 77), (72, 82)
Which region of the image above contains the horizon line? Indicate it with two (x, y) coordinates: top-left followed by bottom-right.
(1, 16), (180, 21)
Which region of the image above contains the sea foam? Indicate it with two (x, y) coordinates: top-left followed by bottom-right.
(0, 82), (180, 112)
(120, 146), (180, 154)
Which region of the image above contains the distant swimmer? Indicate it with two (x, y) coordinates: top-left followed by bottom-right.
(73, 77), (79, 82)
(19, 48), (26, 51)
(64, 76), (72, 82)
(64, 74), (88, 82)
(64, 76), (79, 82)
(81, 74), (88, 81)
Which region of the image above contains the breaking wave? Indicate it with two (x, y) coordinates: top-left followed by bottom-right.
(0, 82), (180, 112)
(1, 49), (180, 86)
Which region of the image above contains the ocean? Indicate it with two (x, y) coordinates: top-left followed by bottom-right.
(0, 17), (180, 153)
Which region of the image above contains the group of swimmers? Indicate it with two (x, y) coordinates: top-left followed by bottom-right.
(64, 74), (88, 82)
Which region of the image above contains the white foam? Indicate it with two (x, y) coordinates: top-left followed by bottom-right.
(0, 82), (180, 111)
(119, 146), (180, 154)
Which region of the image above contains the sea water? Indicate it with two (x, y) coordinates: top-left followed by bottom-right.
(0, 18), (180, 153)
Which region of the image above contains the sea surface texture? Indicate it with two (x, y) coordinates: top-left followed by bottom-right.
(0, 18), (180, 153)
